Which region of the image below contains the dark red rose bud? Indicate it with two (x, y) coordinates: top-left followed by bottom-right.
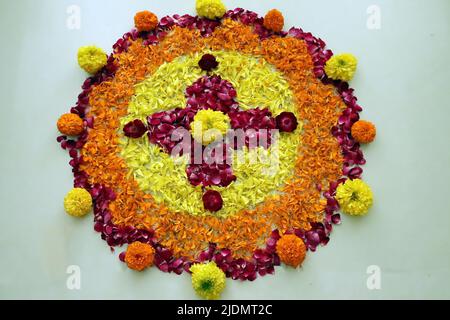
(198, 54), (219, 71)
(275, 112), (298, 132)
(202, 190), (223, 212)
(123, 119), (148, 138)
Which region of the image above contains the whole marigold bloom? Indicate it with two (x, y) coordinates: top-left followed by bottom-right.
(190, 262), (226, 300)
(125, 242), (155, 271)
(64, 188), (92, 217)
(351, 120), (376, 144)
(264, 9), (285, 32)
(196, 0), (226, 20)
(77, 46), (107, 74)
(336, 179), (373, 216)
(191, 109), (230, 145)
(276, 234), (306, 268)
(134, 11), (158, 32)
(324, 53), (358, 82)
(57, 113), (84, 136)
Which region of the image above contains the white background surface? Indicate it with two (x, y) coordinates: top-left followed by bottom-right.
(0, 0), (449, 300)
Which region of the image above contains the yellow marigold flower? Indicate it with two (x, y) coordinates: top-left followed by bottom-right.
(336, 179), (373, 216)
(77, 45), (107, 74)
(191, 109), (230, 145)
(196, 0), (226, 20)
(276, 234), (306, 268)
(324, 53), (358, 82)
(190, 262), (226, 300)
(64, 188), (92, 217)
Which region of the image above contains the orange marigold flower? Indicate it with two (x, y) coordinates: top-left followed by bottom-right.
(57, 113), (84, 136)
(134, 11), (158, 32)
(125, 242), (155, 271)
(263, 9), (284, 33)
(351, 120), (376, 144)
(276, 234), (306, 268)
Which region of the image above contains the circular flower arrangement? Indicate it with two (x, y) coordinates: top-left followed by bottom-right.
(57, 0), (377, 299)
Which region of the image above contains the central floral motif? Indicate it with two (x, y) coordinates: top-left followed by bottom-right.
(124, 67), (297, 211)
(119, 50), (302, 218)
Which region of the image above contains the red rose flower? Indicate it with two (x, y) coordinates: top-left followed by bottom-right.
(198, 54), (219, 71)
(202, 190), (223, 212)
(275, 112), (298, 132)
(123, 119), (148, 138)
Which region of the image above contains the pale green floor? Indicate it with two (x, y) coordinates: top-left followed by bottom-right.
(0, 0), (449, 299)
